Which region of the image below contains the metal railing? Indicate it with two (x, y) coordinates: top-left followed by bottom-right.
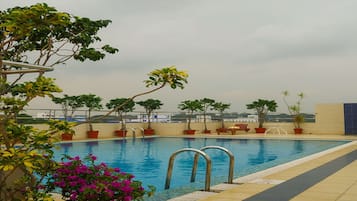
(191, 146), (235, 184)
(165, 148), (212, 191)
(19, 108), (315, 123)
(165, 146), (235, 192)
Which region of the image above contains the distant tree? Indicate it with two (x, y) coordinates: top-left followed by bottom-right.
(200, 98), (215, 132)
(79, 94), (103, 131)
(52, 95), (83, 120)
(106, 98), (135, 131)
(16, 113), (49, 124)
(246, 99), (277, 128)
(212, 102), (231, 129)
(178, 99), (203, 130)
(137, 99), (163, 129)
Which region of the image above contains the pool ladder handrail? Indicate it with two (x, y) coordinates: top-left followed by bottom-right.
(264, 127), (287, 135)
(127, 127), (145, 138)
(191, 146), (235, 184)
(165, 146), (235, 191)
(139, 127), (145, 138)
(165, 148), (212, 191)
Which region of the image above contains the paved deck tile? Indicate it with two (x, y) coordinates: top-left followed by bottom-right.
(197, 138), (357, 201)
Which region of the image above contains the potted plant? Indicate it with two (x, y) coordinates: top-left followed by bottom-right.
(200, 98), (216, 134)
(79, 94), (103, 138)
(52, 94), (83, 140)
(48, 119), (76, 140)
(85, 66), (188, 137)
(52, 95), (83, 121)
(178, 99), (203, 134)
(246, 99), (278, 133)
(212, 102), (231, 134)
(136, 99), (163, 135)
(106, 98), (135, 137)
(283, 91), (305, 134)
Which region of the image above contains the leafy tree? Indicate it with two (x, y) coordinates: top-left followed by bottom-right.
(0, 3), (118, 67)
(0, 3), (117, 199)
(212, 102), (231, 129)
(200, 98), (215, 132)
(0, 76), (65, 200)
(137, 99), (163, 129)
(79, 94), (103, 131)
(95, 66), (188, 123)
(106, 98), (135, 131)
(52, 94), (83, 120)
(246, 99), (277, 128)
(178, 99), (203, 130)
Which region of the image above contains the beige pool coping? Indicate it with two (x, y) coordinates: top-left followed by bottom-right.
(167, 134), (357, 201)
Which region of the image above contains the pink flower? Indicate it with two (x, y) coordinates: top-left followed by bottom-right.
(105, 188), (114, 198)
(49, 154), (151, 201)
(89, 154), (97, 161)
(69, 181), (77, 187)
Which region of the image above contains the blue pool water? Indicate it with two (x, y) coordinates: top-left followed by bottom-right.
(54, 137), (348, 200)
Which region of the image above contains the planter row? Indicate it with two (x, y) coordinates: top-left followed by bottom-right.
(254, 127), (303, 134)
(61, 129), (155, 140)
(185, 128), (304, 135)
(62, 127), (304, 140)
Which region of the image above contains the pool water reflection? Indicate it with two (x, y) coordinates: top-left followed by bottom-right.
(55, 137), (348, 199)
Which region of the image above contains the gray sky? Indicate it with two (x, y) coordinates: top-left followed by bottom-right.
(3, 0), (357, 114)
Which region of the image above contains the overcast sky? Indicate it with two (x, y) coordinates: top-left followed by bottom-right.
(3, 0), (357, 114)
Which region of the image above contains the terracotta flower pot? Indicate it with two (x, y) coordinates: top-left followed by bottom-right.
(255, 127), (266, 134)
(143, 129), (155, 135)
(216, 128), (227, 135)
(115, 130), (127, 137)
(61, 133), (73, 141)
(87, 130), (99, 139)
(203, 129), (211, 134)
(184, 129), (196, 135)
(294, 128), (303, 134)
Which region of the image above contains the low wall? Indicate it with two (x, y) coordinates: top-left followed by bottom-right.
(31, 120), (345, 140)
(29, 103), (350, 138)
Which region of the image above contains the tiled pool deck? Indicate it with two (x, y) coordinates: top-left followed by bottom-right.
(168, 134), (357, 201)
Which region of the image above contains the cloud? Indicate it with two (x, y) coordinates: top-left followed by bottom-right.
(3, 0), (357, 114)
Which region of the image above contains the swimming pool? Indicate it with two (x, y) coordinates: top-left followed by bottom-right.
(55, 137), (348, 200)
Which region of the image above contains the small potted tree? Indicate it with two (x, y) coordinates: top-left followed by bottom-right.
(80, 94), (103, 138)
(283, 91), (305, 134)
(48, 119), (76, 141)
(246, 99), (278, 133)
(52, 95), (83, 121)
(200, 98), (216, 134)
(212, 101), (231, 134)
(178, 99), (203, 134)
(136, 99), (163, 135)
(52, 94), (83, 140)
(106, 98), (135, 137)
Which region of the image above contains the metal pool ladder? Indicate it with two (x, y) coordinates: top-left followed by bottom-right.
(127, 127), (145, 138)
(165, 146), (235, 191)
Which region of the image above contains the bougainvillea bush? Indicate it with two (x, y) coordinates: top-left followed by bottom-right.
(46, 154), (155, 201)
